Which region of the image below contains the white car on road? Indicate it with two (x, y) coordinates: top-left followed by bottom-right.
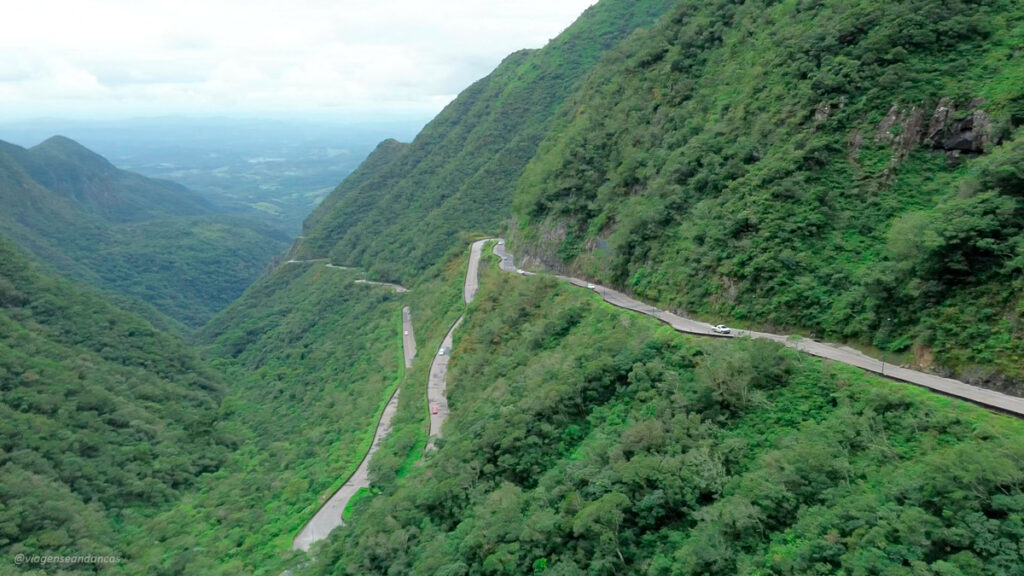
(712, 324), (732, 334)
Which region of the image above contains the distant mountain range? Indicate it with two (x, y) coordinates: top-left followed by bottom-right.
(0, 117), (427, 235)
(0, 136), (288, 327)
(0, 135), (211, 223)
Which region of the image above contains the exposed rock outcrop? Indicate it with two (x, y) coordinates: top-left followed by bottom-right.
(869, 98), (993, 171)
(940, 109), (992, 153)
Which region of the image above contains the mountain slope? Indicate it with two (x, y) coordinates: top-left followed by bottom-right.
(300, 245), (1024, 576)
(0, 137), (289, 326)
(107, 249), (472, 574)
(1, 135), (211, 223)
(0, 237), (229, 563)
(510, 0), (1023, 390)
(297, 0), (676, 282)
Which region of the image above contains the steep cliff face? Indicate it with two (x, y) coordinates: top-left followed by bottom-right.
(511, 0), (1023, 389)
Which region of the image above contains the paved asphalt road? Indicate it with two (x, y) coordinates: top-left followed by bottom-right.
(427, 239), (491, 447)
(354, 279), (410, 293)
(402, 306), (417, 368)
(298, 234), (1021, 553)
(291, 307), (416, 552)
(493, 242), (1024, 417)
(283, 259), (407, 291)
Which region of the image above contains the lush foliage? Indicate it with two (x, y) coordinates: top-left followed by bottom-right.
(0, 237), (228, 566)
(297, 0), (675, 282)
(0, 136), (289, 327)
(300, 253), (1024, 576)
(115, 262), (406, 574)
(4, 1), (1023, 574)
(512, 0), (1023, 390)
(93, 251), (466, 575)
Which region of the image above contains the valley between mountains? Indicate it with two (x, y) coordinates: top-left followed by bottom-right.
(1, 0), (1022, 574)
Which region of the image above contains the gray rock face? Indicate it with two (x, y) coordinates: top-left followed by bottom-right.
(927, 97), (955, 144)
(941, 110), (992, 152)
(925, 98), (992, 153)
(868, 98), (992, 171)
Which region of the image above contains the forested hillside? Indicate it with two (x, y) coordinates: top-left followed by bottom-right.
(511, 0), (1023, 390)
(0, 137), (289, 326)
(105, 247), (475, 575)
(3, 0), (1022, 574)
(300, 247), (1024, 576)
(0, 136), (211, 222)
(297, 0), (676, 281)
(279, 1), (1024, 569)
(294, 1), (1023, 391)
(0, 237), (228, 563)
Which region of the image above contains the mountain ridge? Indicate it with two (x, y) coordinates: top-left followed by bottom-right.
(0, 135), (289, 327)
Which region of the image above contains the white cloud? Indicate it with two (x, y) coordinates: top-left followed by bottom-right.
(0, 0), (596, 120)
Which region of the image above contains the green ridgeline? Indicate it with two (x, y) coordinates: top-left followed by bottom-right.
(0, 136), (289, 328)
(297, 0), (677, 284)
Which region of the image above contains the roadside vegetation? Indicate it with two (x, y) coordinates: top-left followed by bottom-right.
(512, 0), (1023, 391)
(301, 251), (1024, 576)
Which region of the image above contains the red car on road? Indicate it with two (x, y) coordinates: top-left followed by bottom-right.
(431, 405), (439, 415)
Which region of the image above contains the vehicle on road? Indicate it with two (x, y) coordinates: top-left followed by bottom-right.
(438, 347), (445, 356)
(516, 269), (526, 275)
(712, 324), (732, 334)
(404, 330), (409, 335)
(432, 405), (439, 415)
(586, 283), (596, 289)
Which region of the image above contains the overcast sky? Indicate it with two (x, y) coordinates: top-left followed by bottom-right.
(0, 0), (596, 121)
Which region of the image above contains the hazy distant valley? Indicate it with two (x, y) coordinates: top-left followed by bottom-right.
(0, 117), (426, 235)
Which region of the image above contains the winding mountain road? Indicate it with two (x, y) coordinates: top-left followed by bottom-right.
(354, 279), (410, 293)
(426, 239), (490, 447)
(493, 242), (1024, 417)
(294, 234), (1020, 555)
(291, 307), (417, 552)
(402, 306), (417, 368)
(284, 259), (409, 292)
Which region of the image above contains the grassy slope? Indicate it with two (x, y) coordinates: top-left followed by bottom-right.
(512, 0), (1023, 390)
(301, 248), (1024, 576)
(297, 0), (676, 283)
(0, 237), (228, 567)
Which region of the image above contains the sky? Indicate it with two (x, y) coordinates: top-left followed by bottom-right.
(0, 0), (597, 122)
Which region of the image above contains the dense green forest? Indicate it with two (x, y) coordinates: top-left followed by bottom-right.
(105, 240), (478, 575)
(0, 136), (289, 327)
(3, 0), (1023, 574)
(299, 248), (1024, 576)
(510, 0), (1023, 391)
(0, 237), (229, 565)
